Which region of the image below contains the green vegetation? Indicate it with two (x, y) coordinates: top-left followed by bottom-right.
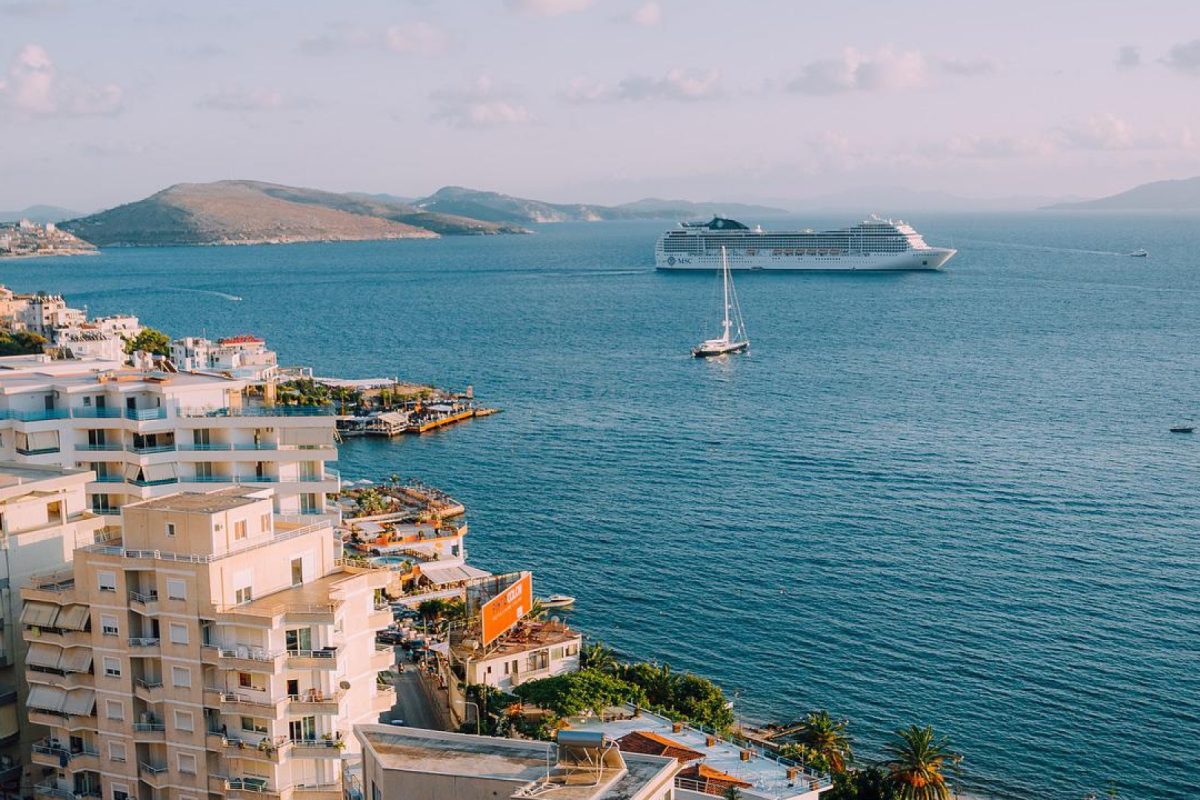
(828, 767), (898, 800)
(0, 330), (46, 356)
(779, 710), (853, 774)
(880, 725), (961, 800)
(274, 379), (334, 407)
(123, 326), (170, 356)
(513, 668), (645, 718)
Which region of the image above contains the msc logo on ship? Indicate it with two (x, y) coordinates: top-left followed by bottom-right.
(667, 256), (676, 265)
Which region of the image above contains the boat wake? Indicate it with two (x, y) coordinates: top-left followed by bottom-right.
(167, 287), (243, 301)
(960, 239), (1128, 257)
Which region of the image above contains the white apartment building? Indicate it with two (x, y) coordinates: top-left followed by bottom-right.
(0, 464), (106, 793)
(0, 355), (340, 519)
(170, 336), (279, 381)
(22, 489), (397, 800)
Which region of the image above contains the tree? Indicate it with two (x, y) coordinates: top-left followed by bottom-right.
(722, 787), (743, 800)
(794, 710), (853, 773)
(123, 327), (171, 356)
(0, 331), (46, 356)
(417, 599), (448, 622)
(581, 642), (617, 673)
(513, 668), (645, 719)
(827, 767), (898, 800)
(881, 725), (961, 800)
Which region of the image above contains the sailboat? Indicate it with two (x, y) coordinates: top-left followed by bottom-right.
(692, 246), (750, 358)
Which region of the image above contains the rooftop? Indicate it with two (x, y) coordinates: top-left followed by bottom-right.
(0, 462), (91, 490)
(355, 725), (673, 800)
(456, 618), (580, 660)
(128, 488), (267, 515)
(567, 707), (830, 800)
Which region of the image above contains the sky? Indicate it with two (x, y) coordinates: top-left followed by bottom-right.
(1, 0), (1199, 211)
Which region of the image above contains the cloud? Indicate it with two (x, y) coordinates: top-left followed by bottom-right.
(626, 1), (661, 26)
(1162, 39), (1200, 75)
(430, 76), (531, 129)
(940, 134), (1053, 159)
(506, 0), (591, 16)
(1056, 113), (1194, 151)
(298, 22), (447, 57)
(0, 43), (122, 119)
(385, 22), (448, 55)
(1115, 45), (1141, 70)
(196, 87), (308, 112)
(787, 47), (927, 94)
(564, 68), (721, 103)
(937, 57), (996, 77)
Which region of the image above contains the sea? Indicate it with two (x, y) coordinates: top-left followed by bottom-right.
(4, 213), (1198, 800)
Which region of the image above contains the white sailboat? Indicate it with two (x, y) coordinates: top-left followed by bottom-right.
(692, 246), (750, 358)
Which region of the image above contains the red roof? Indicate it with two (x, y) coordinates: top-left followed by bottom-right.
(615, 730), (704, 763)
(218, 334), (264, 345)
(677, 763), (754, 795)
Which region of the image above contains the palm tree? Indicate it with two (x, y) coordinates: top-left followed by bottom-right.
(581, 642), (617, 673)
(794, 710), (853, 773)
(881, 725), (961, 800)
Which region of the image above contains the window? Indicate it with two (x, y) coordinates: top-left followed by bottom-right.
(234, 520), (247, 540)
(112, 786), (130, 800)
(169, 622), (189, 645)
(288, 716), (316, 742)
(239, 672), (254, 689)
(173, 710), (194, 733)
(261, 513), (271, 533)
(108, 742), (126, 763)
(372, 782), (381, 800)
(235, 585), (252, 605)
(241, 717), (267, 734)
(171, 666), (191, 688)
(165, 522), (176, 537)
(98, 571), (116, 592)
(103, 657), (121, 677)
(101, 614), (118, 636)
(285, 628), (312, 653)
(105, 700), (124, 721)
(177, 752), (197, 774)
(167, 579), (186, 601)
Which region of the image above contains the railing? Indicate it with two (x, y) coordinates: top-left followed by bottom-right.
(220, 691), (277, 708)
(9, 409), (70, 422)
(132, 721), (165, 732)
(179, 405), (335, 418)
(238, 475), (279, 483)
(128, 637), (161, 647)
(126, 408), (167, 421)
(286, 648), (338, 660)
(71, 407), (123, 419)
(286, 689), (343, 704)
(128, 477), (178, 487)
(91, 475), (125, 483)
(138, 761), (167, 775)
(33, 783), (77, 800)
(182, 475), (232, 483)
(27, 572), (75, 592)
(84, 520), (330, 566)
(75, 443), (123, 451)
(126, 443), (176, 454)
(16, 446), (60, 456)
(216, 647), (282, 662)
(1, 407), (167, 422)
(129, 590), (159, 604)
(289, 738), (342, 748)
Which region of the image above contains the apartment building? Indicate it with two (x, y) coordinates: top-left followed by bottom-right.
(170, 336), (278, 381)
(0, 355), (339, 518)
(354, 726), (676, 800)
(0, 464), (106, 792)
(22, 488), (398, 800)
(452, 619), (582, 692)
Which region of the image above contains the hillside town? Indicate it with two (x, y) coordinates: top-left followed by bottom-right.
(0, 220), (95, 258)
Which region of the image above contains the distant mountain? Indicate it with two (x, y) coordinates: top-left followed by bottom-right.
(411, 186), (791, 224)
(0, 205), (83, 224)
(1043, 177), (1200, 211)
(60, 180), (527, 247)
(790, 186), (1081, 213)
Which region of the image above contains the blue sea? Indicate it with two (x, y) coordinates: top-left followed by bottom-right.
(5, 214), (1198, 800)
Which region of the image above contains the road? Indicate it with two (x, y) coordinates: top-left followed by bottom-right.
(386, 665), (442, 730)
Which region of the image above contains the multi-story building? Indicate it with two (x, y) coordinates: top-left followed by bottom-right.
(0, 463), (106, 792)
(170, 336), (279, 381)
(452, 618), (581, 692)
(354, 725), (676, 800)
(21, 488), (398, 800)
(0, 355), (339, 518)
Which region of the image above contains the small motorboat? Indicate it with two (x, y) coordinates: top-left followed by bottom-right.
(540, 594), (576, 609)
(1169, 425), (1195, 434)
(1129, 249), (1148, 258)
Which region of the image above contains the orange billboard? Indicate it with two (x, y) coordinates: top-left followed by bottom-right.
(481, 572), (532, 646)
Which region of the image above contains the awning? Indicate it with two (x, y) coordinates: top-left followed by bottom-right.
(56, 605), (90, 631)
(63, 689), (95, 716)
(27, 685), (66, 713)
(280, 428), (334, 447)
(355, 522), (385, 537)
(27, 430), (59, 450)
(60, 648), (93, 673)
(21, 602), (60, 628)
(428, 404), (454, 412)
(418, 563), (492, 586)
(143, 463), (177, 482)
(26, 642), (62, 669)
(124, 463), (142, 481)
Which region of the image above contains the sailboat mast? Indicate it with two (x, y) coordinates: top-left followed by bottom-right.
(721, 246), (732, 341)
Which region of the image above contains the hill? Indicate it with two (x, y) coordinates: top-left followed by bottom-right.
(412, 186), (790, 224)
(61, 181), (526, 246)
(0, 205), (83, 225)
(1043, 177), (1200, 211)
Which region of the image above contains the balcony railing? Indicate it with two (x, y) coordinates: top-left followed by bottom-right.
(84, 521), (329, 566)
(179, 405), (335, 418)
(128, 637), (161, 647)
(16, 446), (60, 456)
(136, 678), (163, 689)
(128, 477), (178, 487)
(286, 648), (338, 660)
(75, 443), (124, 451)
(126, 443), (176, 454)
(128, 590), (159, 604)
(132, 721), (165, 732)
(1, 407), (168, 422)
(138, 761), (168, 775)
(125, 408), (167, 421)
(71, 407), (124, 419)
(91, 475), (125, 483)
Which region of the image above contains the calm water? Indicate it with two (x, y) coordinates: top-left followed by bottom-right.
(5, 215), (1199, 800)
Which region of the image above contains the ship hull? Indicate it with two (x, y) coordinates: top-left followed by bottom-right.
(657, 247), (956, 271)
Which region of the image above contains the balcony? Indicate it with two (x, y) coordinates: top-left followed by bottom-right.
(16, 446), (60, 456)
(126, 443), (176, 454)
(368, 606), (393, 630)
(285, 648), (339, 670)
(224, 777), (282, 800)
(129, 589), (159, 608)
(138, 761), (169, 787)
(9, 408), (70, 422)
(134, 679), (164, 703)
(71, 407), (123, 419)
(30, 741), (98, 769)
(218, 691), (282, 715)
(180, 405), (335, 418)
(292, 786), (342, 800)
(125, 407), (167, 421)
(287, 689), (343, 714)
(127, 637), (161, 654)
(288, 738), (345, 758)
(207, 733), (286, 763)
(132, 721), (165, 742)
(90, 475), (125, 483)
(75, 443), (123, 451)
(216, 647), (284, 671)
(128, 477), (178, 487)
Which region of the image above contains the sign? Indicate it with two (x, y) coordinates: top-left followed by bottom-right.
(480, 572), (532, 646)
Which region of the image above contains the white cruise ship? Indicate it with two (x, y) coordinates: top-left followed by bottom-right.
(656, 215), (956, 271)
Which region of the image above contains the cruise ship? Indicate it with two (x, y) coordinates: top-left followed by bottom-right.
(656, 215), (956, 271)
